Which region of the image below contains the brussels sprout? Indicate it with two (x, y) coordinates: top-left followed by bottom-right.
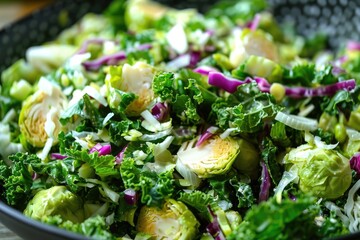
(24, 186), (85, 223)
(232, 139), (259, 180)
(106, 62), (156, 116)
(136, 199), (199, 239)
(284, 143), (352, 199)
(177, 135), (241, 178)
(318, 112), (338, 132)
(19, 78), (67, 147)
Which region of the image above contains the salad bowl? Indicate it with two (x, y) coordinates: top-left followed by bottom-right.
(1, 0), (360, 239)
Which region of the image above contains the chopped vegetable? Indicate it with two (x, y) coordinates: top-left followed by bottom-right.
(1, 0), (360, 239)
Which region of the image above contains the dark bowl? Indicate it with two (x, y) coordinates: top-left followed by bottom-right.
(1, 0), (360, 239)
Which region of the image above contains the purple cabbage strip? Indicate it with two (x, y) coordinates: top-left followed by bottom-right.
(246, 14), (261, 31)
(254, 76), (271, 92)
(284, 79), (356, 98)
(124, 188), (138, 205)
(83, 51), (126, 71)
(76, 38), (116, 55)
(259, 161), (271, 202)
(89, 143), (112, 156)
(189, 51), (201, 68)
(115, 144), (128, 165)
(208, 72), (252, 93)
(82, 43), (152, 71)
(253, 76), (356, 98)
(196, 126), (218, 147)
(193, 66), (219, 76)
(50, 153), (67, 160)
(206, 206), (227, 240)
(151, 102), (169, 122)
(347, 41), (360, 51)
(331, 66), (346, 76)
(350, 152), (360, 175)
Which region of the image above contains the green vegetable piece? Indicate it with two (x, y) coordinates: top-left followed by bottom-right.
(284, 144), (352, 199)
(347, 106), (360, 131)
(177, 135), (241, 178)
(136, 199), (200, 239)
(243, 55), (283, 82)
(24, 186), (85, 223)
(232, 139), (259, 180)
(318, 112), (338, 132)
(334, 123), (347, 143)
(9, 79), (33, 101)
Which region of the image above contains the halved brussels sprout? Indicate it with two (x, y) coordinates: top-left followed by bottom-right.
(19, 78), (67, 147)
(177, 135), (241, 178)
(106, 62), (156, 116)
(284, 143), (352, 199)
(136, 199), (199, 239)
(24, 186), (85, 223)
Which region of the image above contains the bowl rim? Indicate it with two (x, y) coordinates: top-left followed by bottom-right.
(0, 201), (88, 240)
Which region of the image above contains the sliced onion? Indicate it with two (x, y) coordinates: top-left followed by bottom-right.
(275, 111), (318, 131)
(83, 85), (108, 107)
(259, 161), (271, 202)
(89, 143), (112, 156)
(219, 128), (237, 139)
(124, 188), (138, 205)
(314, 136), (338, 150)
(166, 54), (191, 70)
(175, 159), (201, 188)
(196, 126), (219, 147)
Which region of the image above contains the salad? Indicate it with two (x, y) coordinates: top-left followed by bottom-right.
(1, 0), (360, 239)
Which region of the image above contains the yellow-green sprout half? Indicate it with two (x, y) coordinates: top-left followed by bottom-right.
(24, 186), (85, 223)
(136, 199), (199, 240)
(284, 143), (352, 199)
(106, 62), (156, 116)
(176, 135), (241, 179)
(19, 77), (67, 148)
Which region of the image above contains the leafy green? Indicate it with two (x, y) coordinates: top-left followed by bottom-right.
(60, 94), (104, 128)
(228, 195), (320, 240)
(153, 71), (217, 125)
(212, 83), (281, 133)
(42, 215), (116, 240)
(1, 153), (40, 208)
(65, 149), (120, 179)
(178, 190), (214, 220)
(104, 0), (127, 33)
(261, 138), (282, 185)
(207, 0), (267, 24)
(120, 158), (174, 206)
